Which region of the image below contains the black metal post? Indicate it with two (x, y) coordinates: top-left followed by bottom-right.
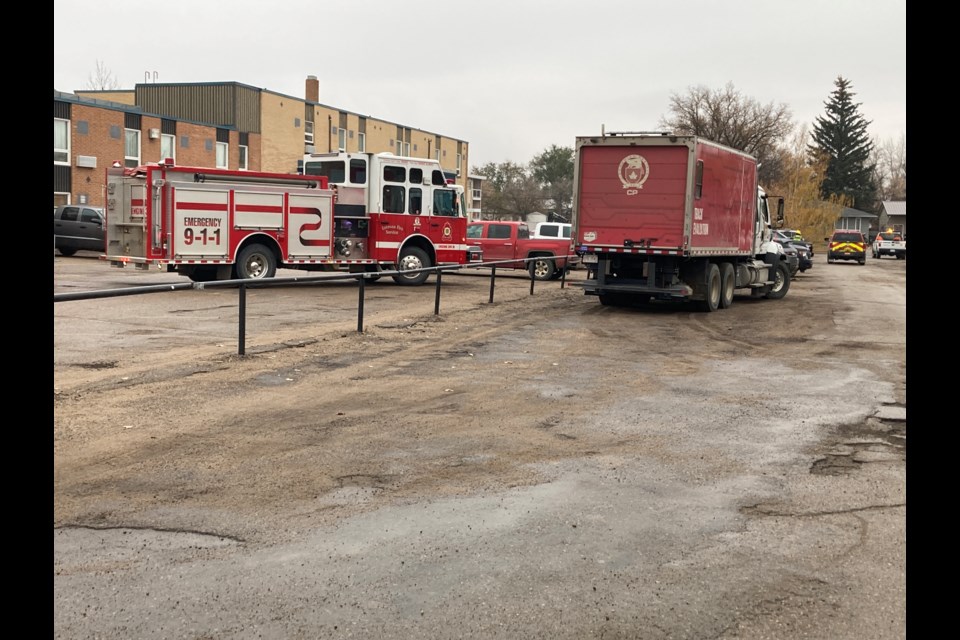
(561, 262), (567, 289)
(529, 266), (536, 295)
(238, 283), (247, 356)
(489, 266), (496, 303)
(434, 270), (442, 315)
(357, 276), (365, 333)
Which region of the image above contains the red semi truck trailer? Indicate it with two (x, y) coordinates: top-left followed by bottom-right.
(572, 130), (788, 311)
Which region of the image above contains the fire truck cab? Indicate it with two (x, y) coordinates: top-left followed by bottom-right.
(301, 151), (479, 283)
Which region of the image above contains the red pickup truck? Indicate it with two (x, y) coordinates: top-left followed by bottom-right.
(466, 220), (578, 280)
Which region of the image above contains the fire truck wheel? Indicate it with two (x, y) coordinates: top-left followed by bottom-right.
(765, 262), (791, 300)
(57, 246), (78, 257)
(392, 247), (431, 285)
(719, 262), (735, 309)
(235, 244), (278, 280)
(699, 263), (721, 312)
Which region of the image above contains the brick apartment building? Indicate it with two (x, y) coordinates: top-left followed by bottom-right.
(54, 75), (472, 211)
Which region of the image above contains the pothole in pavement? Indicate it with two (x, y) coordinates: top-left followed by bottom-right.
(810, 404), (905, 476)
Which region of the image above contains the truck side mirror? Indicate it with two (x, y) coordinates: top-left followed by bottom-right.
(776, 198), (785, 225)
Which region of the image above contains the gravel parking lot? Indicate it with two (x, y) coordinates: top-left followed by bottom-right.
(54, 254), (906, 639)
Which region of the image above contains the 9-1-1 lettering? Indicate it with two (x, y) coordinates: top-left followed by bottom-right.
(183, 228), (221, 245)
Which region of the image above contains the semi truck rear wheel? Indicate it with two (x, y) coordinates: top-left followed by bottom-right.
(719, 263), (735, 309)
(699, 263), (721, 312)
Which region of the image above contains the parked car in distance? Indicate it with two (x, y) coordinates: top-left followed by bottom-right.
(773, 230), (812, 273)
(54, 204), (105, 256)
(772, 235), (800, 277)
(779, 228), (814, 257)
(825, 229), (867, 265)
(531, 221), (572, 240)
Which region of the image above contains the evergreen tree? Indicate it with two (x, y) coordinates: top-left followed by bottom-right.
(808, 76), (879, 211)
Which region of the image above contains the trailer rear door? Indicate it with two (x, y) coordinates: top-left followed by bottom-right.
(576, 144), (688, 250)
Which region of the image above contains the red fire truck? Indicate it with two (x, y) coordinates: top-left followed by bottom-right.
(104, 154), (480, 285)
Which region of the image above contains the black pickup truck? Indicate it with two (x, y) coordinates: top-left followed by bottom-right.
(54, 204), (105, 256)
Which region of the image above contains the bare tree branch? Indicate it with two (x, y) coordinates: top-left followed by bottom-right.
(86, 61), (120, 90)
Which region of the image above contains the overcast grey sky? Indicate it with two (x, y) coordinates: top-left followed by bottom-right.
(53, 0), (906, 168)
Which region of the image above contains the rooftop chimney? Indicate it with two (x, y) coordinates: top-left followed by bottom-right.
(306, 75), (319, 103)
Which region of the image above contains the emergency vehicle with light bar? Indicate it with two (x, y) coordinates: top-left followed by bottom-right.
(104, 154), (480, 285)
(825, 229), (867, 265)
(871, 229), (906, 260)
(572, 130), (789, 311)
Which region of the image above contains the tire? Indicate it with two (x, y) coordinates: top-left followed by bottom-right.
(858, 258), (866, 265)
(699, 263), (721, 312)
(765, 262), (791, 299)
(57, 246), (78, 257)
(234, 243), (277, 279)
(719, 262), (735, 309)
(528, 256), (555, 281)
(392, 246), (431, 285)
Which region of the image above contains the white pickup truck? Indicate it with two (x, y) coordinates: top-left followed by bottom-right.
(871, 231), (906, 260)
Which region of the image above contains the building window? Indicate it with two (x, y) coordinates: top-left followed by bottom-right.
(434, 150), (440, 161)
(396, 140), (402, 156)
(456, 153), (462, 177)
(403, 142), (410, 156)
(358, 132), (366, 152)
(239, 145), (249, 171)
(305, 121), (314, 145)
(124, 129), (141, 168)
(472, 188), (482, 200)
(216, 142), (228, 169)
(160, 134), (176, 163)
(338, 128), (346, 152)
(54, 118), (70, 164)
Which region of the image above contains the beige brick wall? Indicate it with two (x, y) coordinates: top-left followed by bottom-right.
(261, 92), (308, 174)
